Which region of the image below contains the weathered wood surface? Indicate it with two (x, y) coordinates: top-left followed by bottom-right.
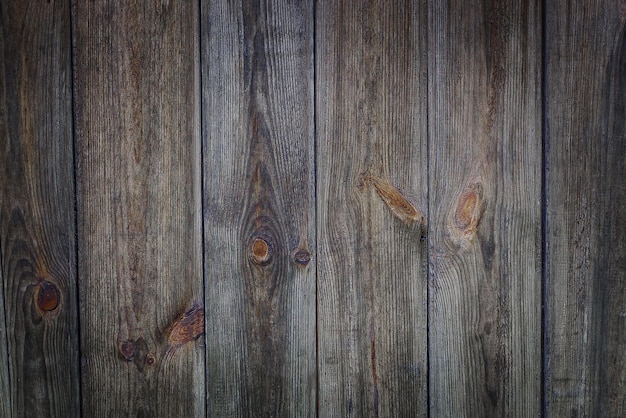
(0, 1), (80, 416)
(2, 1), (625, 416)
(73, 1), (204, 416)
(202, 0), (316, 415)
(316, 1), (428, 416)
(0, 269), (8, 418)
(545, 1), (626, 416)
(428, 0), (542, 416)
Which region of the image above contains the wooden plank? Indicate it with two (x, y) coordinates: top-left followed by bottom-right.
(545, 1), (626, 415)
(202, 0), (316, 415)
(316, 1), (428, 416)
(72, 2), (204, 416)
(428, 1), (542, 416)
(0, 269), (8, 418)
(0, 1), (80, 416)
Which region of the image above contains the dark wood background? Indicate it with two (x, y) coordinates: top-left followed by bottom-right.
(1, 0), (624, 416)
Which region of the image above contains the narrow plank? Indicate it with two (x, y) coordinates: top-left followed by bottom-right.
(545, 1), (626, 415)
(428, 1), (542, 416)
(73, 2), (204, 416)
(316, 1), (428, 416)
(202, 0), (316, 415)
(0, 269), (8, 418)
(203, 0), (316, 415)
(0, 1), (80, 416)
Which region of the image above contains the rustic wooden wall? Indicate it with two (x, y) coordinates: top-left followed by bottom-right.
(0, 0), (624, 417)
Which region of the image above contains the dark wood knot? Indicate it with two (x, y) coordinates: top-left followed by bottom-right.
(36, 280), (60, 312)
(293, 249), (311, 267)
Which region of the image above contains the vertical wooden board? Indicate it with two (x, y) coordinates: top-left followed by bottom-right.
(202, 0), (315, 415)
(316, 1), (428, 416)
(0, 1), (80, 416)
(0, 269), (8, 418)
(545, 1), (626, 416)
(428, 1), (541, 416)
(73, 1), (204, 416)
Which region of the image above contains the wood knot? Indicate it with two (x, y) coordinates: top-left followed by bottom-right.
(35, 280), (60, 313)
(366, 175), (425, 225)
(250, 236), (273, 266)
(145, 354), (155, 366)
(120, 340), (135, 361)
(453, 182), (484, 239)
(167, 304), (205, 350)
(293, 249), (311, 267)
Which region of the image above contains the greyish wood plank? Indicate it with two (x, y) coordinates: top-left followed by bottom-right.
(545, 1), (626, 415)
(428, 1), (542, 416)
(202, 0), (316, 415)
(0, 1), (80, 416)
(316, 1), (428, 416)
(0, 265), (8, 418)
(72, 1), (204, 416)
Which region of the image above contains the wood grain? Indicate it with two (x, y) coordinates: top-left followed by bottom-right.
(72, 1), (204, 416)
(0, 267), (7, 418)
(0, 272), (6, 418)
(316, 1), (428, 416)
(0, 1), (80, 416)
(202, 0), (316, 415)
(545, 1), (626, 416)
(428, 0), (542, 416)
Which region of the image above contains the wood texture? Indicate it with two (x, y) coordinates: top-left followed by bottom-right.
(202, 0), (316, 415)
(72, 1), (204, 416)
(545, 1), (626, 416)
(428, 1), (542, 416)
(0, 1), (80, 416)
(1, 2), (624, 416)
(316, 1), (428, 416)
(0, 268), (7, 418)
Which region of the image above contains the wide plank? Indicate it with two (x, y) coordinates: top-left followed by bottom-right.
(72, 2), (204, 415)
(545, 1), (626, 415)
(428, 1), (542, 416)
(0, 1), (80, 416)
(316, 1), (429, 416)
(202, 0), (316, 415)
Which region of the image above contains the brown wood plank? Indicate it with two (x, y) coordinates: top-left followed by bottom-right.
(428, 1), (542, 416)
(72, 2), (204, 416)
(0, 1), (80, 416)
(316, 1), (428, 416)
(545, 1), (626, 415)
(202, 0), (316, 415)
